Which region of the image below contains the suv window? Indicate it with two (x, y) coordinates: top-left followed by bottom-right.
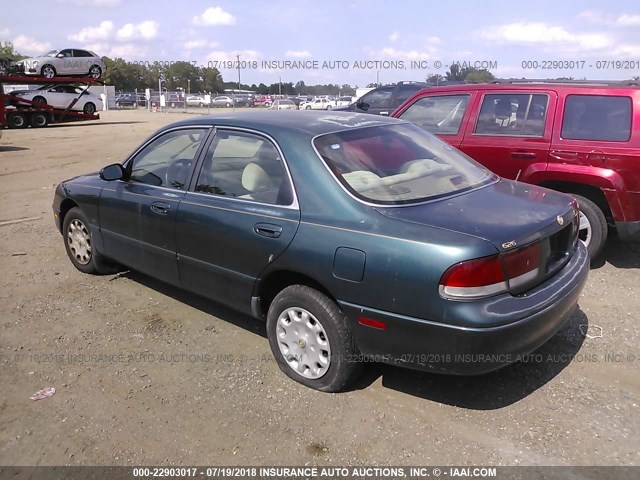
(475, 94), (548, 137)
(561, 94), (632, 142)
(395, 84), (425, 104)
(360, 86), (394, 109)
(398, 94), (470, 134)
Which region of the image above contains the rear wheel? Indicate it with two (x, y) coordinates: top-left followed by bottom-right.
(32, 96), (47, 106)
(88, 65), (102, 78)
(574, 194), (607, 259)
(30, 112), (49, 128)
(266, 285), (363, 392)
(7, 112), (28, 129)
(41, 64), (56, 78)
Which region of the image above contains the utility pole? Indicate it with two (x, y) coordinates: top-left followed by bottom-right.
(279, 76), (281, 95)
(237, 54), (241, 91)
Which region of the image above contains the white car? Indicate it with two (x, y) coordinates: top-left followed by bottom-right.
(335, 96), (355, 107)
(186, 95), (208, 107)
(15, 48), (105, 79)
(301, 98), (335, 110)
(269, 99), (297, 110)
(11, 84), (103, 114)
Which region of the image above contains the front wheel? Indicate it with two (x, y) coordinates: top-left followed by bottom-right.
(8, 112), (28, 129)
(62, 207), (118, 274)
(266, 285), (363, 392)
(30, 112), (49, 128)
(574, 194), (607, 259)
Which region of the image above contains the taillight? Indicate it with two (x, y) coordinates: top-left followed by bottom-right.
(439, 255), (507, 299)
(440, 242), (542, 300)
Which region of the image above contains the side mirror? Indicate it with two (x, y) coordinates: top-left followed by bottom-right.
(357, 100), (369, 111)
(56, 54), (65, 58)
(100, 163), (125, 181)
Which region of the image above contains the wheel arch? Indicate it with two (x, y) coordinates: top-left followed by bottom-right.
(537, 180), (613, 223)
(254, 270), (337, 320)
(59, 198), (80, 231)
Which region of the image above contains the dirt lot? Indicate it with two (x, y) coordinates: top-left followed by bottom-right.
(0, 110), (639, 467)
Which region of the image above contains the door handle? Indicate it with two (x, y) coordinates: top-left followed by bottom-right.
(150, 202), (171, 215)
(511, 151), (537, 160)
(254, 223), (283, 238)
(550, 150), (578, 161)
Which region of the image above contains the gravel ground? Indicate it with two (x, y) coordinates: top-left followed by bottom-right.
(0, 110), (638, 467)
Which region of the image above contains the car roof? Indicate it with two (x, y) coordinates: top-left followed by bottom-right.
(164, 110), (405, 136)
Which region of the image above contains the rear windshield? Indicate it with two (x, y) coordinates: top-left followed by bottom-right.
(313, 123), (494, 205)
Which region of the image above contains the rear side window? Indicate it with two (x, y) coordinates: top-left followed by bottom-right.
(561, 95), (632, 142)
(398, 94), (470, 134)
(475, 94), (548, 137)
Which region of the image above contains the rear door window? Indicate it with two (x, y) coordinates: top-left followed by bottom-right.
(474, 94), (548, 137)
(561, 95), (632, 142)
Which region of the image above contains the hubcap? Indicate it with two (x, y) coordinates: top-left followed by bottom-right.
(276, 307), (331, 379)
(578, 211), (592, 247)
(43, 67), (54, 78)
(90, 66), (101, 78)
(67, 219), (92, 265)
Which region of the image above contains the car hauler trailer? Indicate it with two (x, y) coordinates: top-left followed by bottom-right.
(0, 75), (101, 129)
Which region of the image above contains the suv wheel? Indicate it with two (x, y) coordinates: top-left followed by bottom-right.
(574, 195), (607, 259)
(266, 285), (363, 392)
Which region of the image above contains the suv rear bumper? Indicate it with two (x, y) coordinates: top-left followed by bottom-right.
(616, 221), (640, 242)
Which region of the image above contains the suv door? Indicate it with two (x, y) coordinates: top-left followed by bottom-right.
(459, 91), (556, 181)
(176, 129), (300, 315)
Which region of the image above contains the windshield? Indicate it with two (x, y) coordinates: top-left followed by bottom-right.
(313, 123), (494, 205)
(43, 50), (59, 57)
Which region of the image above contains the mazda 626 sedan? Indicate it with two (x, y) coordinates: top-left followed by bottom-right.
(53, 111), (589, 392)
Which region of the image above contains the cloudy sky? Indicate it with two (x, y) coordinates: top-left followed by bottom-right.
(2, 0), (639, 86)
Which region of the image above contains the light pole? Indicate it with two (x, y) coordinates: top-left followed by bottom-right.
(187, 79), (190, 95)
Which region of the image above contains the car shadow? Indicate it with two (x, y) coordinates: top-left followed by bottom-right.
(591, 234), (640, 269)
(119, 270), (267, 337)
(0, 145), (29, 152)
(350, 308), (589, 409)
(116, 270), (587, 407)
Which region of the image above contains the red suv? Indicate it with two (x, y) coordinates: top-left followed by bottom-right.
(392, 81), (640, 258)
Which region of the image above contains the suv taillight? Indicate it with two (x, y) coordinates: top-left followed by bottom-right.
(439, 242), (542, 300)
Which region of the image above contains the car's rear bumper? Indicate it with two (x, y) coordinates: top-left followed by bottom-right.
(339, 242), (589, 375)
(616, 220), (640, 242)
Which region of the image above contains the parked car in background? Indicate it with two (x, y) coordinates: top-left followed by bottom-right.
(115, 93), (138, 108)
(393, 81), (640, 258)
(136, 94), (147, 107)
(336, 81), (429, 116)
(335, 96), (355, 107)
(233, 96), (255, 107)
(212, 96), (235, 107)
(11, 84), (103, 114)
(269, 99), (297, 110)
(253, 96), (273, 107)
(186, 95), (208, 107)
(302, 97), (335, 110)
(53, 111), (588, 392)
(14, 48), (105, 79)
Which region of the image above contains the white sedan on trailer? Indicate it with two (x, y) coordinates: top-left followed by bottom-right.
(11, 84), (103, 114)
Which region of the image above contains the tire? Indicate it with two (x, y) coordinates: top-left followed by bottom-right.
(326, 105), (332, 110)
(83, 102), (96, 114)
(198, 102), (204, 108)
(41, 64), (56, 78)
(225, 102), (231, 107)
(62, 207), (116, 274)
(574, 194), (607, 259)
(7, 112), (28, 129)
(305, 105), (311, 110)
(266, 285), (363, 392)
(32, 96), (47, 106)
(30, 112), (49, 128)
(88, 65), (102, 79)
